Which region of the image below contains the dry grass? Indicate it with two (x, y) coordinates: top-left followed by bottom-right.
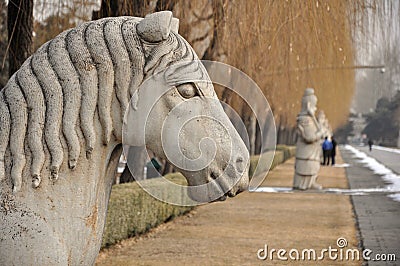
(96, 151), (360, 265)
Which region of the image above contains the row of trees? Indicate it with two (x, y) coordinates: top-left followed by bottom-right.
(0, 0), (399, 180)
(90, 0), (359, 147)
(363, 92), (400, 147)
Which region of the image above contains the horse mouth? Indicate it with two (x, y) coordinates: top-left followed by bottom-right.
(210, 171), (237, 202)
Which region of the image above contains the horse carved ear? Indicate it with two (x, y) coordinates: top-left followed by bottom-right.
(137, 11), (173, 42)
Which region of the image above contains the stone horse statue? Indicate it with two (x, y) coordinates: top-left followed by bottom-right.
(0, 11), (249, 265)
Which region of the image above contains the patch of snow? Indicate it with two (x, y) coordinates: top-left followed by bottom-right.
(251, 187), (292, 193)
(344, 145), (400, 202)
(373, 145), (400, 155)
(117, 167), (125, 174)
(333, 163), (350, 168)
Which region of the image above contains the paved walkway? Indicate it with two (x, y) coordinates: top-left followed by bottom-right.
(96, 153), (360, 265)
(341, 146), (400, 265)
(356, 146), (400, 175)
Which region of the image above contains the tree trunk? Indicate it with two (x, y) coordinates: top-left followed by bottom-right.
(7, 0), (33, 77)
(242, 110), (257, 156)
(0, 0), (8, 87)
(92, 0), (175, 19)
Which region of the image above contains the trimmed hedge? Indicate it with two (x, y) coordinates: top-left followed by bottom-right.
(101, 173), (191, 248)
(249, 145), (295, 178)
(101, 146), (295, 247)
(276, 144), (296, 159)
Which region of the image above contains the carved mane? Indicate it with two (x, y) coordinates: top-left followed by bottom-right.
(0, 13), (196, 192)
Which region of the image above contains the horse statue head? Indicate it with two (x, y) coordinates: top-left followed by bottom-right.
(0, 11), (249, 265)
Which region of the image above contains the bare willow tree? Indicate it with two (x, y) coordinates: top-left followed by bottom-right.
(7, 0), (33, 77)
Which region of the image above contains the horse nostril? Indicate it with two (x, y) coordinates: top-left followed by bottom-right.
(210, 172), (218, 180)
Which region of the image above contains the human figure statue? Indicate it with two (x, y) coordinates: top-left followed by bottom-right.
(331, 136), (337, 165)
(317, 110), (332, 138)
(293, 88), (323, 190)
(322, 136), (333, 165)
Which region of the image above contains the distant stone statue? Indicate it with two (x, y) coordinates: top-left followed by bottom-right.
(317, 110), (332, 138)
(293, 88), (323, 190)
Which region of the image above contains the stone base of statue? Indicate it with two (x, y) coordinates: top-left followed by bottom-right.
(293, 160), (322, 190)
(293, 174), (322, 190)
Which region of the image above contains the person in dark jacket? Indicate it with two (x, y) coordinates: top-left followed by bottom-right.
(331, 136), (337, 165)
(368, 139), (373, 152)
(322, 137), (333, 165)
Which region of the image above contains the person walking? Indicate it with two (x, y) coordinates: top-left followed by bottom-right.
(331, 136), (337, 165)
(322, 137), (333, 165)
(368, 139), (373, 152)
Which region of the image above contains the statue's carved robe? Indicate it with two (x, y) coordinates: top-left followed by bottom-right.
(293, 114), (321, 189)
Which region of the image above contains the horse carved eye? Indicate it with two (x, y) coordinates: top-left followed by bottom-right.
(176, 83), (198, 99)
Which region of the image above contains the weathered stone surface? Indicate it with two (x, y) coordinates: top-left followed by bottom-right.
(0, 12), (249, 265)
(137, 11), (173, 42)
(293, 88), (323, 190)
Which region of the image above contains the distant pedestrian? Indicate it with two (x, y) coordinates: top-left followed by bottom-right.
(368, 139), (373, 152)
(331, 136), (337, 165)
(322, 137), (333, 165)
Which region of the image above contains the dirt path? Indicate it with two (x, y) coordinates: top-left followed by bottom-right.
(96, 152), (361, 265)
